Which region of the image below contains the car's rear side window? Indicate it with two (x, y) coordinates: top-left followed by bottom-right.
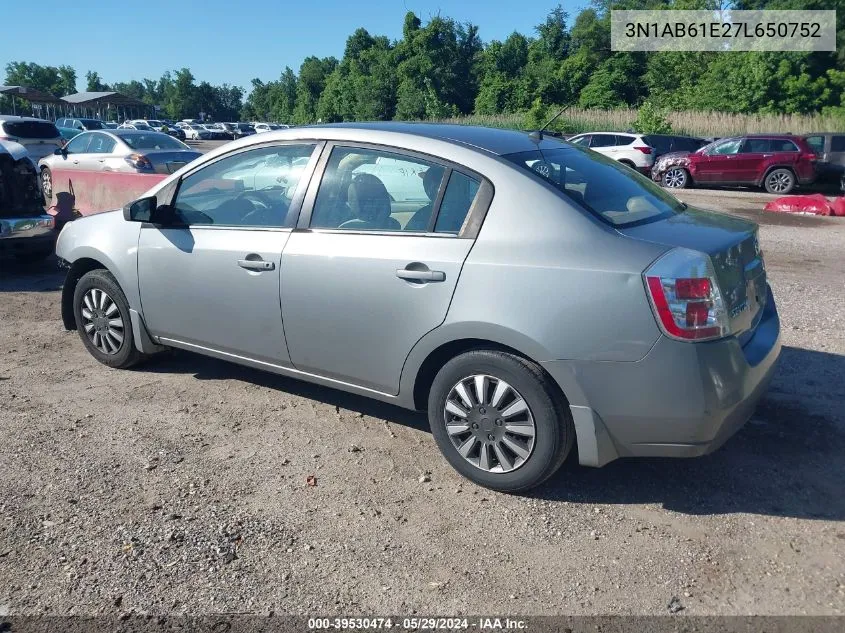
(1, 121), (59, 139)
(805, 135), (825, 154)
(435, 172), (480, 234)
(505, 145), (683, 227)
(831, 136), (845, 152)
(615, 134), (636, 145)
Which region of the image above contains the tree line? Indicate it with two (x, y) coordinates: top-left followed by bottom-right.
(3, 1), (844, 127)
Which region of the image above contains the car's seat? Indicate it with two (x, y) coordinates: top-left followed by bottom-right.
(340, 173), (400, 231)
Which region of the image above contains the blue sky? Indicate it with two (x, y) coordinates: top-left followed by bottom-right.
(1, 0), (588, 93)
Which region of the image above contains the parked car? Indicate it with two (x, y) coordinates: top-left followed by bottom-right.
(55, 117), (106, 132)
(0, 139), (56, 261)
(567, 132), (655, 174)
(201, 124), (230, 140)
(232, 122), (256, 138)
(55, 123), (780, 492)
(0, 116), (64, 162)
(103, 122), (119, 129)
(119, 121), (154, 131)
(182, 124), (211, 140)
(804, 132), (845, 186)
(641, 134), (709, 160)
(57, 126), (82, 145)
(39, 130), (202, 203)
(652, 135), (818, 194)
(253, 122), (287, 133)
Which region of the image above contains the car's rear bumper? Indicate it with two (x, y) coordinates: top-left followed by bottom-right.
(543, 285), (781, 466)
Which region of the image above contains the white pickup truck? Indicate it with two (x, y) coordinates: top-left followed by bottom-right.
(0, 140), (56, 262)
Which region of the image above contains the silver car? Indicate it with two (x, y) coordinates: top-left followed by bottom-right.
(39, 130), (202, 202)
(54, 123), (781, 491)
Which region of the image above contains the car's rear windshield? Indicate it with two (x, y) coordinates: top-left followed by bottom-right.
(119, 133), (188, 150)
(2, 121), (59, 139)
(503, 144), (684, 227)
(80, 119), (104, 129)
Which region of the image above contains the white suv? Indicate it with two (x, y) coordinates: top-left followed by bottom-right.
(568, 132), (655, 174)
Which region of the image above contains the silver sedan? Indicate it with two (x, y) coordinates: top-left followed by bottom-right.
(54, 123), (781, 492)
(38, 130), (202, 202)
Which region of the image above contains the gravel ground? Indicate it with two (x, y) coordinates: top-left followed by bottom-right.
(1, 192), (844, 618)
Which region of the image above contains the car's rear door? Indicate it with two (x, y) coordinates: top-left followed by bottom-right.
(734, 138), (770, 183)
(136, 141), (321, 365)
(280, 143), (492, 394)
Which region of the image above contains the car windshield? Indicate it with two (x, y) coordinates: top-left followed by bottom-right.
(146, 120), (163, 127)
(120, 133), (188, 150)
(503, 144), (685, 227)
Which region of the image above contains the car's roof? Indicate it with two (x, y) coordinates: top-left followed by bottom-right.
(572, 131), (641, 136)
(0, 115), (51, 123)
(309, 122), (566, 156)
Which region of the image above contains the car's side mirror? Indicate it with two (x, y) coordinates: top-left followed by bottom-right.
(54, 147), (65, 156)
(124, 196), (156, 222)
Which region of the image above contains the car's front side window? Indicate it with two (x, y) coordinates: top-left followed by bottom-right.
(709, 139), (742, 155)
(310, 147), (449, 232)
(172, 144), (316, 228)
(64, 133), (92, 154)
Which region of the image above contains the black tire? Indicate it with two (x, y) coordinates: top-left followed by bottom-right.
(661, 167), (690, 189)
(41, 167), (53, 205)
(618, 160), (636, 169)
(428, 350), (574, 492)
(764, 168), (796, 195)
(73, 269), (143, 369)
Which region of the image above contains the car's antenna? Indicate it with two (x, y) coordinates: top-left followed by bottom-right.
(529, 106), (568, 141)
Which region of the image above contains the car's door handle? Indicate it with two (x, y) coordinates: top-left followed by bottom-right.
(238, 259), (275, 271)
(396, 268), (446, 282)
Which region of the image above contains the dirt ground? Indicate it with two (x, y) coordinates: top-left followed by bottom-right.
(1, 191), (844, 617)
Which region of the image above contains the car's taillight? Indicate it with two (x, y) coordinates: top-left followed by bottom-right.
(634, 146), (653, 154)
(801, 152), (818, 162)
(644, 248), (730, 342)
(125, 153), (154, 171)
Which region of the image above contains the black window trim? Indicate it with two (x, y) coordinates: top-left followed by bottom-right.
(294, 140), (493, 239)
(152, 139), (326, 231)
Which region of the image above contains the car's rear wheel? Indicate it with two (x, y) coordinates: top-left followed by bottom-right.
(662, 167), (690, 189)
(428, 350), (573, 492)
(764, 168), (796, 194)
(41, 167), (53, 205)
(73, 269), (143, 369)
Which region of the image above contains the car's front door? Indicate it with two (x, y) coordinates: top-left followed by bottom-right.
(136, 142), (320, 365)
(57, 132), (93, 171)
(280, 144), (489, 394)
(693, 138), (743, 182)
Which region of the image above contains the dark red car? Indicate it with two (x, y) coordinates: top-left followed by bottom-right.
(652, 135), (818, 194)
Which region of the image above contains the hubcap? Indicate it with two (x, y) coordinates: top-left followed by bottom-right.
(664, 168), (685, 188)
(768, 172), (792, 192)
(42, 171), (52, 198)
(80, 288), (124, 355)
(443, 374), (536, 473)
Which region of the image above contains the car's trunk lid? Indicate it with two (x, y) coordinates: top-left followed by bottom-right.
(618, 207), (767, 344)
(145, 150), (202, 174)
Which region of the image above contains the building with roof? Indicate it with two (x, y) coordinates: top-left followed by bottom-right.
(61, 91), (155, 121)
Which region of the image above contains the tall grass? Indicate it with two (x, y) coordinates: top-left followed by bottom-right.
(436, 108), (845, 137)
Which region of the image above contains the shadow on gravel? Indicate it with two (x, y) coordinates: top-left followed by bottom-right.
(536, 345), (845, 521)
(0, 255), (63, 292)
(142, 343), (844, 521)
(141, 349), (430, 433)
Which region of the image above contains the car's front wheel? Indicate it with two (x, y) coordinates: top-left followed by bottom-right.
(662, 167), (690, 189)
(73, 269), (143, 369)
(428, 350), (574, 492)
(41, 167), (53, 205)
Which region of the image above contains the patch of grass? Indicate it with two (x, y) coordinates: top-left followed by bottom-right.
(435, 108), (845, 138)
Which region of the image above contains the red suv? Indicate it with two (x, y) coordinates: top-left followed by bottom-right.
(652, 135), (817, 194)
